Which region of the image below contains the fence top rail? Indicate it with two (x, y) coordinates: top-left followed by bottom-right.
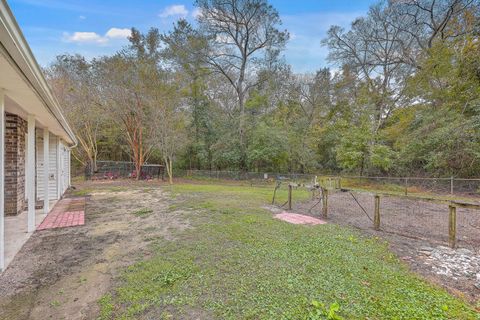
(185, 170), (480, 181)
(95, 161), (163, 166)
(341, 175), (454, 181)
(337, 187), (480, 210)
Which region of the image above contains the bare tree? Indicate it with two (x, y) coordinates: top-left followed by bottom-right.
(323, 0), (478, 132)
(161, 20), (212, 170)
(95, 29), (162, 179)
(295, 69), (331, 123)
(323, 4), (413, 132)
(151, 93), (186, 184)
(196, 0), (288, 169)
(46, 54), (104, 174)
(391, 0), (478, 51)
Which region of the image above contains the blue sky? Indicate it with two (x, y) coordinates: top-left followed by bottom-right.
(8, 0), (374, 73)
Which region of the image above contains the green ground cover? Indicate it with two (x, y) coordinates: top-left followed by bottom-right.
(99, 183), (478, 319)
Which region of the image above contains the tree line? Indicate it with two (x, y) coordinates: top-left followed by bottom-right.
(46, 0), (480, 181)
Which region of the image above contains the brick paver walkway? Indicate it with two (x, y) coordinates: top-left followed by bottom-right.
(275, 211), (326, 225)
(37, 197), (86, 230)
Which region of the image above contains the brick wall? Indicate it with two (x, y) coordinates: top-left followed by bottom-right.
(4, 112), (27, 216)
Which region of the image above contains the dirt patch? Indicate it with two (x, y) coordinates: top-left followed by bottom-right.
(293, 190), (480, 302)
(0, 182), (190, 320)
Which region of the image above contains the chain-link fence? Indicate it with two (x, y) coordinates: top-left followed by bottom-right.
(246, 171), (480, 249)
(292, 187), (480, 250)
(179, 170), (480, 198)
(180, 169), (317, 186)
(341, 176), (480, 197)
(85, 161), (164, 180)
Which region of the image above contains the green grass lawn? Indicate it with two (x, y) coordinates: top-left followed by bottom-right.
(98, 183), (478, 320)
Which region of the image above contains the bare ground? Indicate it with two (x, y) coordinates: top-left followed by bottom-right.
(0, 181), (190, 320)
(1, 180), (479, 319)
(293, 189), (480, 303)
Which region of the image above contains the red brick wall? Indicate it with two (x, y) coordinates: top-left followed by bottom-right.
(4, 112), (27, 216)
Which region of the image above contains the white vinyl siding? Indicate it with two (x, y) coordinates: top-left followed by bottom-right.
(25, 133), (28, 200)
(36, 131), (58, 201)
(35, 130), (41, 200)
(67, 149), (71, 187)
(48, 135), (59, 199)
(59, 142), (69, 194)
(63, 147), (70, 191)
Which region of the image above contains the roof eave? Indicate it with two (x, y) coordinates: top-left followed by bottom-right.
(0, 0), (77, 146)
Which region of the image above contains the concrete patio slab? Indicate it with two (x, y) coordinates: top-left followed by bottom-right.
(4, 201), (56, 269)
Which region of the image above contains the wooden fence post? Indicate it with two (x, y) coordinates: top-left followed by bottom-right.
(404, 178), (408, 196)
(322, 188), (328, 218)
(450, 176), (454, 195)
(374, 195), (380, 230)
(449, 205), (457, 248)
(271, 182), (280, 205)
(288, 184), (292, 210)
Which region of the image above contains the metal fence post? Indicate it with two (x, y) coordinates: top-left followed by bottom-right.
(374, 195), (380, 230)
(449, 205), (457, 248)
(450, 176), (454, 195)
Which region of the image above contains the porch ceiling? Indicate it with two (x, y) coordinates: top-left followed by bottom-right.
(0, 47), (74, 144)
(0, 55), (62, 135)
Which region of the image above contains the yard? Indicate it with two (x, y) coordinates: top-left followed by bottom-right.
(0, 180), (478, 319)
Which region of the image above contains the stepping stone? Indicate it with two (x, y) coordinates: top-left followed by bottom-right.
(274, 211), (326, 225)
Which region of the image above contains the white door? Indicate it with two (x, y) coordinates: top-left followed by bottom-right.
(58, 143), (64, 195)
(35, 130), (44, 200)
(62, 145), (69, 192)
(49, 135), (58, 200)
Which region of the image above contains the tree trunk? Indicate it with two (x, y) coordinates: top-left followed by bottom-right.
(89, 157), (96, 175)
(169, 158), (173, 184)
(238, 88), (247, 171)
(164, 156), (174, 185)
(92, 152), (97, 173)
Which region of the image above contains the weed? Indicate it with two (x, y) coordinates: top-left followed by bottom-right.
(132, 208), (154, 217)
(50, 300), (61, 308)
(305, 301), (343, 320)
(98, 182), (478, 319)
(72, 189), (92, 197)
(98, 294), (114, 320)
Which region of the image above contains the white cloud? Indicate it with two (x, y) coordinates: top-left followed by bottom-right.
(63, 28), (131, 45)
(63, 31), (107, 44)
(79, 15), (86, 20)
(105, 28), (131, 39)
(159, 4), (188, 18)
(192, 7), (202, 19)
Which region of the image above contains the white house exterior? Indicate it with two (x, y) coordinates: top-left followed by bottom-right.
(0, 0), (77, 271)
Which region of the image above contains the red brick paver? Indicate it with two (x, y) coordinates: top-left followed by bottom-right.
(274, 211), (326, 225)
(37, 198), (86, 230)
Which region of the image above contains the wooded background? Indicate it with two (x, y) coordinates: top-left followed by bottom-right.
(45, 0), (480, 181)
